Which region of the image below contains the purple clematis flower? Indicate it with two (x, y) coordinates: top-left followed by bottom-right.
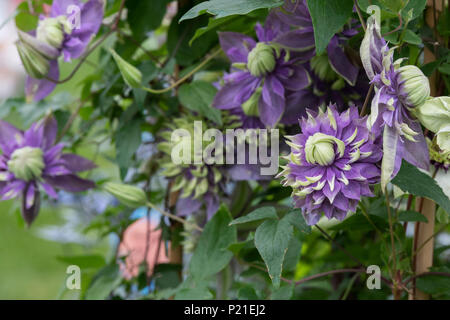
(360, 18), (430, 188)
(23, 0), (104, 101)
(0, 116), (96, 226)
(273, 0), (368, 118)
(278, 105), (382, 225)
(213, 11), (311, 127)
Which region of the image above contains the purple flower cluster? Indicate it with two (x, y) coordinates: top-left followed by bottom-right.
(278, 105), (382, 225)
(0, 116), (95, 226)
(21, 0), (104, 101)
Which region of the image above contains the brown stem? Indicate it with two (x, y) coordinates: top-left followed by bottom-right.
(360, 83), (374, 117)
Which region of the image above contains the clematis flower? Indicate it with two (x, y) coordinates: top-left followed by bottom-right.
(157, 117), (227, 220)
(0, 116), (96, 226)
(17, 0), (104, 101)
(278, 105), (382, 225)
(360, 18), (430, 188)
(213, 11), (311, 127)
(273, 0), (368, 118)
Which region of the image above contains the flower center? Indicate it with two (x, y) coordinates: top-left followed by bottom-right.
(8, 147), (45, 181)
(37, 16), (72, 49)
(310, 54), (338, 82)
(304, 133), (344, 166)
(247, 43), (276, 77)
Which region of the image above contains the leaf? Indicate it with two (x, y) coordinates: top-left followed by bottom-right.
(114, 118), (142, 179)
(180, 0), (284, 22)
(126, 0), (171, 41)
(284, 209), (312, 234)
(402, 0), (427, 21)
(270, 283), (294, 300)
(189, 205), (237, 280)
(178, 81), (222, 125)
(306, 0), (354, 55)
(282, 232), (303, 272)
(416, 268), (450, 295)
(329, 213), (388, 232)
(189, 16), (237, 45)
(84, 264), (122, 300)
(403, 29), (422, 45)
(254, 216), (293, 288)
(229, 206), (278, 225)
(175, 286), (213, 300)
(237, 286), (260, 300)
(398, 210), (428, 222)
(392, 161), (450, 214)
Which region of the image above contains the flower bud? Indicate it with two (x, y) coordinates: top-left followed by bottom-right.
(104, 182), (148, 208)
(437, 125), (450, 157)
(16, 40), (50, 79)
(414, 96), (450, 133)
(310, 54), (337, 82)
(7, 147), (45, 181)
(304, 133), (345, 166)
(37, 17), (69, 49)
(110, 49), (143, 88)
(247, 43), (276, 77)
(398, 65), (430, 108)
(17, 30), (59, 60)
(241, 87), (262, 116)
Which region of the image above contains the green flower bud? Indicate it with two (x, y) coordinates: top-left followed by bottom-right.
(247, 43), (276, 77)
(241, 87), (262, 116)
(398, 65), (430, 107)
(437, 125), (450, 157)
(110, 49), (143, 88)
(16, 40), (50, 79)
(304, 133), (345, 166)
(8, 147), (45, 181)
(103, 182), (148, 208)
(36, 17), (71, 49)
(310, 54), (338, 82)
(414, 96), (450, 133)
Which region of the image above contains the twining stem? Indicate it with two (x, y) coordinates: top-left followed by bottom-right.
(354, 0), (367, 32)
(143, 48), (222, 94)
(360, 83), (374, 117)
(384, 188), (400, 299)
(146, 202), (203, 232)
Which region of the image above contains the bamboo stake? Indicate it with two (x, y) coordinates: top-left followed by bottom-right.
(409, 0), (443, 300)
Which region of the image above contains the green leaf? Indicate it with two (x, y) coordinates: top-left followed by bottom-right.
(306, 0), (354, 54)
(329, 213), (388, 232)
(85, 264), (122, 300)
(398, 210), (428, 222)
(189, 16), (237, 45)
(270, 283), (294, 300)
(229, 206), (278, 225)
(189, 205), (237, 280)
(403, 29), (422, 45)
(284, 209), (312, 234)
(237, 286), (260, 300)
(180, 0), (283, 22)
(175, 286), (213, 300)
(282, 232), (303, 272)
(392, 161), (450, 214)
(254, 216), (293, 288)
(115, 118), (142, 178)
(178, 81), (222, 125)
(402, 0), (427, 21)
(126, 0), (171, 41)
(416, 268), (450, 295)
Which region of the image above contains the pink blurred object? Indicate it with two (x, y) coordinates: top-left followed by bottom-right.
(118, 218), (170, 279)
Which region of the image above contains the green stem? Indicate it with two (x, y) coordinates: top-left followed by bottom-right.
(143, 48), (222, 94)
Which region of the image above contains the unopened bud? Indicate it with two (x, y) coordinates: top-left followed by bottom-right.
(311, 54), (337, 82)
(17, 30), (59, 60)
(247, 43), (276, 77)
(37, 17), (71, 49)
(16, 40), (50, 79)
(104, 182), (148, 208)
(242, 87), (262, 116)
(110, 49), (143, 88)
(398, 65), (430, 108)
(304, 133), (345, 166)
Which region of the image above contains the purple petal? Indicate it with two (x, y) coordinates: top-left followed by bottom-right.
(327, 37), (359, 85)
(60, 154), (97, 172)
(279, 65), (311, 91)
(25, 60), (59, 101)
(51, 0), (82, 17)
(274, 28), (315, 52)
(42, 116), (58, 150)
(44, 174), (95, 192)
(218, 32), (256, 63)
(259, 79), (285, 127)
(21, 185), (40, 227)
(0, 121), (23, 152)
(176, 196), (202, 216)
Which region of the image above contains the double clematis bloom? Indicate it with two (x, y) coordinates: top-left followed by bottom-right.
(213, 11), (311, 127)
(278, 105), (382, 225)
(17, 0), (104, 101)
(360, 18), (430, 188)
(0, 116), (96, 226)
